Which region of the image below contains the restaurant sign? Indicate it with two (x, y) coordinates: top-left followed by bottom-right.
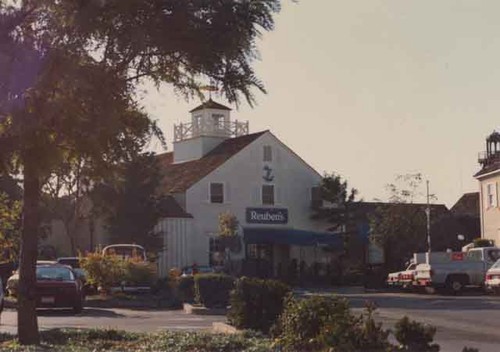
(246, 208), (288, 225)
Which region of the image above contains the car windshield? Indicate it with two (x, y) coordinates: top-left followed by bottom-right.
(36, 267), (74, 281)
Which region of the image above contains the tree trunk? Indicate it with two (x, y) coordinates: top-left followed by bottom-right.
(18, 160), (40, 345)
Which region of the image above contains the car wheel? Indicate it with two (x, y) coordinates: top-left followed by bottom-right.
(446, 277), (464, 295)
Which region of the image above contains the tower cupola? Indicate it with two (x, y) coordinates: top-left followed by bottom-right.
(479, 130), (500, 166)
(173, 99), (249, 163)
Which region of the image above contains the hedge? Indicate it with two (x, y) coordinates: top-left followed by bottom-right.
(176, 276), (195, 303)
(194, 273), (234, 308)
(227, 277), (290, 334)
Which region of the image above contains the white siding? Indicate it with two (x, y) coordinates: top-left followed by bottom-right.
(184, 131), (327, 265)
(156, 217), (193, 277)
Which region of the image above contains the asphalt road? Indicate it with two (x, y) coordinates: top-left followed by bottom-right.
(342, 290), (500, 352)
(1, 291), (500, 352)
(0, 307), (225, 335)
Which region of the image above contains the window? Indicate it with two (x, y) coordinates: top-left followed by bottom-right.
(262, 185), (275, 205)
(210, 183), (224, 203)
(487, 183), (497, 208)
(263, 145), (272, 162)
(212, 114), (224, 129)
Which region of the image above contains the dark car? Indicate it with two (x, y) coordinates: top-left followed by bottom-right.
(36, 264), (84, 313)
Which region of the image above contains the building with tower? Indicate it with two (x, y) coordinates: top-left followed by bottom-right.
(155, 99), (342, 278)
(475, 131), (500, 244)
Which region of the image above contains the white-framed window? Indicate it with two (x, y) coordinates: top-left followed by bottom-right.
(262, 184), (275, 205)
(487, 183), (497, 208)
(210, 183), (224, 204)
(263, 145), (272, 162)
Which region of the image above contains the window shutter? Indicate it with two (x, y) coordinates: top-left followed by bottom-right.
(276, 186), (282, 205)
(495, 182), (498, 208)
(251, 186), (260, 204)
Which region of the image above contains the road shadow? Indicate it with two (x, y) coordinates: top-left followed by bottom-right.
(343, 291), (500, 311)
(37, 308), (125, 318)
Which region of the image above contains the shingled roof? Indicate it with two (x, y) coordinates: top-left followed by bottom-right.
(450, 192), (479, 218)
(474, 162), (500, 178)
(157, 131), (267, 193)
(189, 99), (231, 113)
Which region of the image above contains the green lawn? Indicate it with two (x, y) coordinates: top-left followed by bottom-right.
(0, 329), (272, 352)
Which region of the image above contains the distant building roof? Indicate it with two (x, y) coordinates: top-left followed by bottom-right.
(189, 99), (232, 113)
(450, 192), (480, 218)
(157, 131), (267, 193)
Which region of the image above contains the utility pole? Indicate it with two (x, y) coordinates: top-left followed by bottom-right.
(426, 180), (431, 253)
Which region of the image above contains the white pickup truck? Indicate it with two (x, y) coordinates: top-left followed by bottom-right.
(413, 247), (500, 294)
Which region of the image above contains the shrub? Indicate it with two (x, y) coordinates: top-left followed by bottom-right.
(122, 259), (157, 286)
(176, 276), (195, 303)
(80, 252), (158, 292)
(273, 297), (391, 352)
(228, 277), (290, 333)
(194, 273), (234, 308)
(80, 252), (125, 291)
(394, 316), (440, 352)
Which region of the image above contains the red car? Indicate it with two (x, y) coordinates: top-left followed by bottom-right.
(36, 264), (84, 313)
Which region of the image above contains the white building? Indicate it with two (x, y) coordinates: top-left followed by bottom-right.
(155, 100), (341, 278)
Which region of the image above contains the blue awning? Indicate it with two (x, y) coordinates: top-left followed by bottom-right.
(243, 227), (343, 248)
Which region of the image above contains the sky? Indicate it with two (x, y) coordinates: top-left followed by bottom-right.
(139, 0), (500, 208)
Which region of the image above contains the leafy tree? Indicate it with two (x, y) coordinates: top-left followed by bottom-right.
(0, 192), (21, 261)
(92, 153), (165, 255)
(311, 173), (361, 281)
(42, 158), (95, 256)
(1, 0), (280, 344)
(370, 173), (439, 271)
(217, 211), (242, 272)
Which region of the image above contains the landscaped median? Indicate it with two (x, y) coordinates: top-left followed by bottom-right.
(0, 328), (272, 352)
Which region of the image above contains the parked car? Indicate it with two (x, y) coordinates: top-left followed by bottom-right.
(57, 257), (96, 295)
(387, 263), (417, 289)
(181, 265), (216, 277)
(8, 264), (84, 313)
(7, 260), (58, 296)
(102, 244), (147, 261)
(36, 264), (85, 313)
(485, 258), (500, 294)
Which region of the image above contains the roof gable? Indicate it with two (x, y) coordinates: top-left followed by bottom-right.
(189, 99), (231, 113)
(158, 131), (267, 193)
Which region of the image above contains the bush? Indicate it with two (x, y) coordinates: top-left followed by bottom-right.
(176, 276), (195, 303)
(194, 273), (234, 308)
(80, 252), (158, 293)
(80, 252), (125, 291)
(273, 297), (391, 352)
(394, 316), (440, 352)
(227, 277), (290, 334)
(122, 259), (157, 286)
